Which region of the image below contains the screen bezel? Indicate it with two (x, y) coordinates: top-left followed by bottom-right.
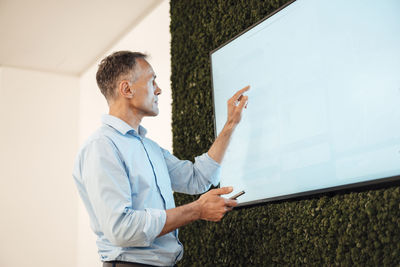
(209, 0), (400, 207)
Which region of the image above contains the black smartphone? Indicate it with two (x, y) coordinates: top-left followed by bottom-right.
(229, 190), (245, 200)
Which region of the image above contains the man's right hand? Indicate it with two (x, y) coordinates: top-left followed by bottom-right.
(159, 187), (238, 237)
(196, 187), (238, 222)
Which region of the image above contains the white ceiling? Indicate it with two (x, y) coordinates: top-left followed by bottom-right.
(0, 0), (163, 75)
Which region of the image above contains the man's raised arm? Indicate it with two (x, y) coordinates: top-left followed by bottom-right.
(208, 85), (250, 164)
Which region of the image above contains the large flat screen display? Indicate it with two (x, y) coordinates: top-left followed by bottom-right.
(211, 0), (400, 206)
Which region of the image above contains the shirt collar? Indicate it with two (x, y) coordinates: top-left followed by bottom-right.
(101, 114), (147, 138)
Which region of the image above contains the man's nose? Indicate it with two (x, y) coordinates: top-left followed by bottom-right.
(155, 84), (162, 95)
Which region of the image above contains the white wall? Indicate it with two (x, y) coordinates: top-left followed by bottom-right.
(0, 67), (80, 267)
(0, 2), (170, 267)
(76, 1), (171, 266)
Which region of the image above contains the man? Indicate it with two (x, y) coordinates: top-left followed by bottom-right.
(73, 51), (249, 267)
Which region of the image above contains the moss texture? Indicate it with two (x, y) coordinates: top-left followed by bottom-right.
(170, 0), (400, 265)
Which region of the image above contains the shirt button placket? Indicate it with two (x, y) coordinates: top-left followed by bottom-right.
(138, 137), (167, 210)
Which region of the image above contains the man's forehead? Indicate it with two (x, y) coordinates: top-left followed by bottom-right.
(136, 58), (155, 77)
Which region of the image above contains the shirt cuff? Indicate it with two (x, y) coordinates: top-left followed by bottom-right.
(197, 152), (221, 186)
(145, 208), (167, 241)
(205, 152), (221, 167)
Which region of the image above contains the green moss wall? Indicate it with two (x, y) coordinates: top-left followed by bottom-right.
(170, 0), (400, 265)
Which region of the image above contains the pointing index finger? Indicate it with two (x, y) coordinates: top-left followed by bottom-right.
(232, 85), (250, 101)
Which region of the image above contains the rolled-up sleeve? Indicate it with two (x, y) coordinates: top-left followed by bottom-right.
(81, 138), (166, 247)
(161, 148), (221, 194)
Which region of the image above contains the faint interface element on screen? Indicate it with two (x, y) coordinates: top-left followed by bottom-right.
(210, 0), (400, 205)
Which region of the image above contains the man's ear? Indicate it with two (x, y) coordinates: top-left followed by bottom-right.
(118, 80), (135, 98)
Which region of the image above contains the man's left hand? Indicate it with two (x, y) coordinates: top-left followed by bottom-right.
(226, 85), (250, 127)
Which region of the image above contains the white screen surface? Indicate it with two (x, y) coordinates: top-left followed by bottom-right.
(211, 0), (400, 205)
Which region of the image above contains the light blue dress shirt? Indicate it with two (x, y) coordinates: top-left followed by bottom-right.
(73, 114), (220, 266)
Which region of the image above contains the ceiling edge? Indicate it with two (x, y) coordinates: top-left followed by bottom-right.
(78, 0), (164, 77)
